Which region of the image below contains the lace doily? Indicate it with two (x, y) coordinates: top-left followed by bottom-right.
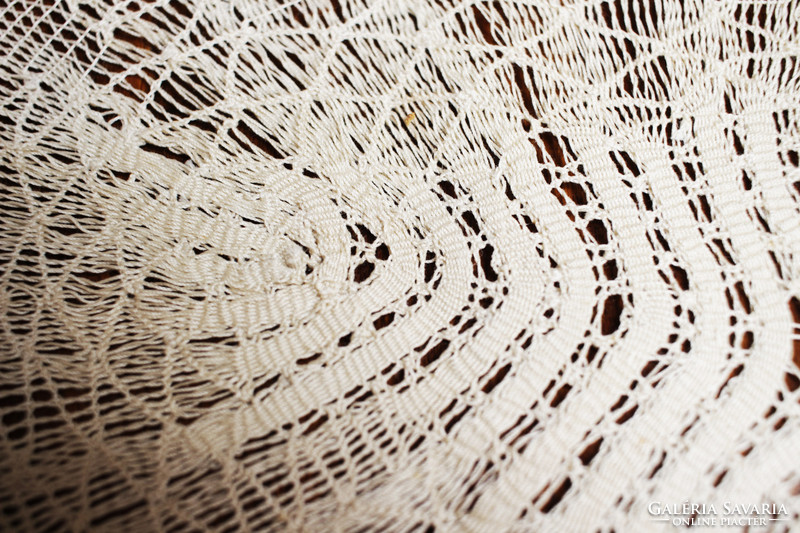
(1, 0), (800, 531)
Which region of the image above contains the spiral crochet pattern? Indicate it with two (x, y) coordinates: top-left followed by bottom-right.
(2, 0), (800, 531)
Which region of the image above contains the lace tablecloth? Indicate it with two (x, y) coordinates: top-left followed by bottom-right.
(1, 0), (799, 531)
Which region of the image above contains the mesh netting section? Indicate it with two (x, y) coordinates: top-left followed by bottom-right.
(1, 0), (800, 531)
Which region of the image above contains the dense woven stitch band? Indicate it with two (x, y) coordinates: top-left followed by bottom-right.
(1, 0), (800, 531)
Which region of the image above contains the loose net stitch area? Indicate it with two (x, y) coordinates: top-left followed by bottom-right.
(2, 0), (800, 531)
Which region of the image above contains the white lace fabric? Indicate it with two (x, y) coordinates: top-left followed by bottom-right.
(1, 0), (800, 531)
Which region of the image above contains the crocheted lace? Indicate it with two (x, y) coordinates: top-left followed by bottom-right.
(1, 0), (799, 531)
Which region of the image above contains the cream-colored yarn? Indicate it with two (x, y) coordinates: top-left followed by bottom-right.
(1, 0), (800, 531)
